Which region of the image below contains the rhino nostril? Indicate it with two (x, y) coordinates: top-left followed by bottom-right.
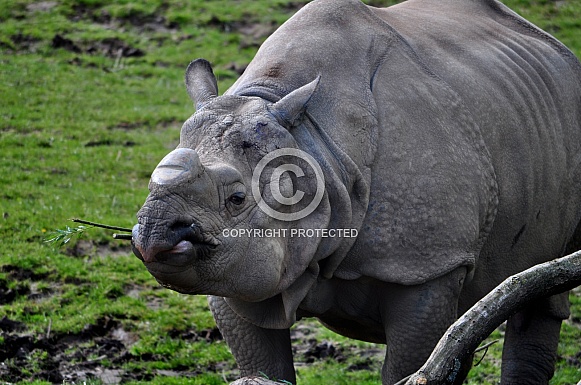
(170, 221), (191, 231)
(170, 221), (204, 244)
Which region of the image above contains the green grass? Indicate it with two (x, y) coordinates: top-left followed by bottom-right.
(1, 0), (581, 384)
(296, 361), (380, 384)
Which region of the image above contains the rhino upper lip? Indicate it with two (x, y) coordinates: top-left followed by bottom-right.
(188, 230), (220, 248)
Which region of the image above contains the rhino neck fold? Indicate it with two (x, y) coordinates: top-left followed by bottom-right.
(297, 112), (370, 279)
(233, 83), (288, 103)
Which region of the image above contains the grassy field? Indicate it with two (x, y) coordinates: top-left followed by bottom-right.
(1, 0), (580, 384)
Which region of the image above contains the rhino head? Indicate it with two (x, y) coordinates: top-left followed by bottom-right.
(132, 59), (333, 311)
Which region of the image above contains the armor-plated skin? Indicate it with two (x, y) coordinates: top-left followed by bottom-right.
(132, 0), (581, 383)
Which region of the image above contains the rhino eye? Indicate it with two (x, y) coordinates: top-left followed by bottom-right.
(228, 192), (246, 205)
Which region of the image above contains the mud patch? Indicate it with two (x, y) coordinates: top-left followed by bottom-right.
(2, 264), (51, 281)
(86, 37), (145, 58)
(290, 323), (383, 371)
(0, 265), (54, 305)
(84, 138), (137, 147)
(50, 33), (145, 59)
(303, 340), (343, 363)
(0, 316), (141, 384)
(0, 279), (28, 305)
(108, 121), (145, 131)
(0, 317), (25, 333)
(67, 239), (132, 259)
(52, 34), (82, 53)
(168, 326), (223, 343)
(26, 1), (58, 13)
(3, 33), (42, 52)
(69, 3), (178, 34)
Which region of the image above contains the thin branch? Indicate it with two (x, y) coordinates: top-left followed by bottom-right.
(473, 340), (498, 367)
(70, 218), (132, 233)
(473, 339), (498, 354)
(394, 375), (412, 385)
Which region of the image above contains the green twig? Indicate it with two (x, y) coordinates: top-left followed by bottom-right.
(45, 218), (133, 247)
(71, 218), (132, 232)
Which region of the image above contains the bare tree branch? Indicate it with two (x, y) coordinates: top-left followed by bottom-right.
(404, 250), (581, 385)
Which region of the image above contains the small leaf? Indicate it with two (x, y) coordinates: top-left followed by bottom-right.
(44, 225), (89, 248)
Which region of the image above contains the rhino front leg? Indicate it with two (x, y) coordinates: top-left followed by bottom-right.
(208, 296), (296, 384)
(380, 267), (470, 385)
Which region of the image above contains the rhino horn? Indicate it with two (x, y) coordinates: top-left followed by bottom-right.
(269, 76), (321, 128)
(150, 148), (205, 187)
(185, 59), (218, 110)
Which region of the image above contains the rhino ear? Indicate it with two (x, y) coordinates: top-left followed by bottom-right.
(185, 59), (218, 110)
(269, 76), (320, 128)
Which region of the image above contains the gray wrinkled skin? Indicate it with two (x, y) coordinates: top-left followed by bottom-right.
(132, 0), (581, 384)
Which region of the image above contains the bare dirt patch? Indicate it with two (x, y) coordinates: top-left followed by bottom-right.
(67, 240), (133, 259)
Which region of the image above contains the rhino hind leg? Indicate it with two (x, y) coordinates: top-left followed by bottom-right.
(208, 296), (296, 384)
(564, 218), (581, 256)
(380, 267), (469, 384)
(500, 292), (570, 385)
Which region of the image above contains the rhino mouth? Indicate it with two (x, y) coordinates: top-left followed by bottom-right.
(131, 223), (219, 266)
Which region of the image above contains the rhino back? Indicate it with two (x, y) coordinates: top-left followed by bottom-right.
(371, 0), (581, 289)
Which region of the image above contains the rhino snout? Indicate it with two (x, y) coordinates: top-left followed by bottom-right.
(132, 222), (214, 264)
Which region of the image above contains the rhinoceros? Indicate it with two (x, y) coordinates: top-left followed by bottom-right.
(131, 0), (581, 383)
